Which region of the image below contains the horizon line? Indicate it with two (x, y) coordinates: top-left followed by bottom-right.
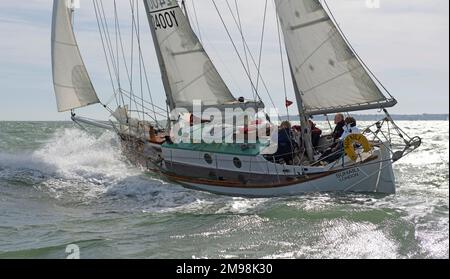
(1, 113), (448, 122)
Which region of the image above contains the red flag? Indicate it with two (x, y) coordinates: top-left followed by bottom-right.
(285, 99), (294, 108)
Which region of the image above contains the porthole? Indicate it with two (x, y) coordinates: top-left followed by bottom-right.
(204, 154), (213, 165)
(233, 157), (242, 169)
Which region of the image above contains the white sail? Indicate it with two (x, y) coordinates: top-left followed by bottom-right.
(275, 0), (396, 115)
(143, 0), (237, 110)
(51, 0), (100, 112)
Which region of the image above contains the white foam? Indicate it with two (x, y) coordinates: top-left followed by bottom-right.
(215, 198), (269, 214)
(0, 128), (159, 202)
(0, 129), (129, 179)
(34, 129), (134, 180)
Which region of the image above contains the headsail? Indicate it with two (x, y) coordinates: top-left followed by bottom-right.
(51, 0), (100, 112)
(143, 0), (236, 110)
(275, 0), (396, 115)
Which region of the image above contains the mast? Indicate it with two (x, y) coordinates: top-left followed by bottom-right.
(142, 0), (176, 111)
(289, 61), (315, 162)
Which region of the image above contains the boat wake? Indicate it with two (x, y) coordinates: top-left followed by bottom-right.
(0, 128), (269, 214)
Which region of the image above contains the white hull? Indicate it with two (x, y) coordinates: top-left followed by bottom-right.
(179, 163), (395, 197)
(162, 145), (396, 197)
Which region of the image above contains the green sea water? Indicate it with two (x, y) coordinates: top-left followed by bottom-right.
(0, 121), (448, 259)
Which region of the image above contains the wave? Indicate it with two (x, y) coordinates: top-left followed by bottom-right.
(0, 128), (267, 214)
(0, 129), (132, 179)
(0, 128), (162, 202)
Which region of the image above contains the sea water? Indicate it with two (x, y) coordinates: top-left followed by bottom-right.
(0, 121), (448, 259)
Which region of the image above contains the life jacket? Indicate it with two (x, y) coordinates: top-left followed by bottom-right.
(311, 126), (322, 135)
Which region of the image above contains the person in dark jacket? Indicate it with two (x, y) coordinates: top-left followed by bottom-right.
(332, 113), (346, 141)
(309, 120), (322, 148)
(317, 113), (346, 164)
(274, 121), (294, 164)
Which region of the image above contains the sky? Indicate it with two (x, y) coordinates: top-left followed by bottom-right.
(0, 0), (448, 121)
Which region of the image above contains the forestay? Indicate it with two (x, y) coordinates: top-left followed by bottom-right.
(143, 0), (237, 110)
(275, 0), (396, 115)
(51, 0), (100, 112)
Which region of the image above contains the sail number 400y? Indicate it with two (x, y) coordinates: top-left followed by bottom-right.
(152, 10), (178, 30)
(220, 264), (273, 274)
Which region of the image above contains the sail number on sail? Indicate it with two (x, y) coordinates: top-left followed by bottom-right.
(147, 0), (179, 30)
(152, 10), (178, 30)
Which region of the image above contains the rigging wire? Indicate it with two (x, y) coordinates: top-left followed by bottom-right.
(211, 0), (262, 102)
(255, 0), (268, 95)
(119, 90), (168, 119)
(113, 1), (121, 90)
(275, 6), (289, 119)
(135, 0), (145, 122)
(130, 0), (146, 122)
(129, 0), (135, 113)
(127, 1), (167, 116)
(93, 0), (166, 127)
(99, 0), (126, 106)
(113, 0), (143, 121)
(221, 0), (278, 113)
(190, 0), (203, 42)
(233, 0), (254, 99)
(93, 0), (121, 108)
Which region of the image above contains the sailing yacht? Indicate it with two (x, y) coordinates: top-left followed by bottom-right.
(51, 0), (421, 197)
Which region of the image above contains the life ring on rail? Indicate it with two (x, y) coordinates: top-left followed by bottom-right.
(343, 134), (372, 161)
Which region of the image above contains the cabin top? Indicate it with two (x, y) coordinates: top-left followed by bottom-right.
(162, 142), (263, 157)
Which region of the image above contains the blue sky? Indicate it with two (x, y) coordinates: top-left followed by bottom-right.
(0, 0), (448, 121)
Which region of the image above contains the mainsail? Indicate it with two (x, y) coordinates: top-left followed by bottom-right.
(143, 0), (237, 110)
(51, 0), (100, 112)
(275, 0), (396, 115)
